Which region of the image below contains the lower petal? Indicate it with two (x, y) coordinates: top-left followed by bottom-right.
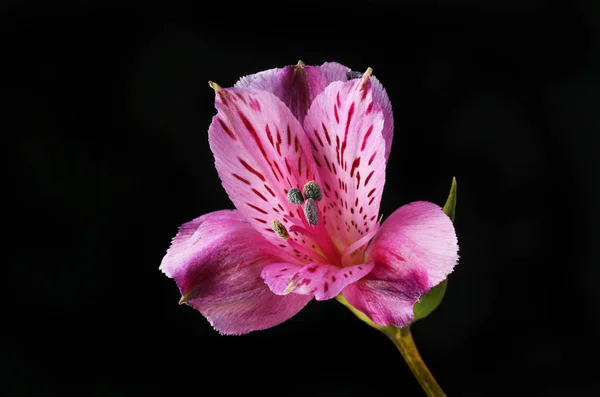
(342, 201), (459, 328)
(262, 262), (374, 301)
(366, 201), (459, 286)
(342, 277), (424, 328)
(160, 210), (311, 335)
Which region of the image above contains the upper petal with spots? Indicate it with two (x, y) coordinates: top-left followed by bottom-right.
(303, 74), (388, 250)
(208, 87), (323, 261)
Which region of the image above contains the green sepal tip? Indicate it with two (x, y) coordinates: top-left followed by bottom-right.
(411, 177), (457, 322)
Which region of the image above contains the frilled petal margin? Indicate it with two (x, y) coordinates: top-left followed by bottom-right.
(159, 210), (312, 335)
(342, 201), (459, 328)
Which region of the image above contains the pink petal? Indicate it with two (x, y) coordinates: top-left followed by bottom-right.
(342, 201), (459, 328)
(302, 77), (387, 249)
(262, 262), (374, 301)
(345, 71), (394, 160)
(159, 210), (311, 335)
(234, 62), (349, 123)
(342, 278), (420, 328)
(208, 87), (322, 261)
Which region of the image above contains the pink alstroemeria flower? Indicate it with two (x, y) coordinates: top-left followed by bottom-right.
(160, 61), (459, 335)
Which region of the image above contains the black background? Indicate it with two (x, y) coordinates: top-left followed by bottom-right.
(8, 1), (600, 396)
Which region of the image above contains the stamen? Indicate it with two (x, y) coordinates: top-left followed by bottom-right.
(346, 70), (363, 80)
(287, 187), (305, 205)
(303, 198), (319, 226)
(303, 181), (322, 201)
(271, 220), (289, 239)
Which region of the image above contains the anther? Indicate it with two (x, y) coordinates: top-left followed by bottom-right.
(346, 70), (363, 80)
(271, 220), (289, 239)
(287, 187), (305, 205)
(303, 198), (319, 226)
(303, 181), (322, 201)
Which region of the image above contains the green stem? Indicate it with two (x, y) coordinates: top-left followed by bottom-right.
(335, 295), (445, 396)
(388, 326), (446, 397)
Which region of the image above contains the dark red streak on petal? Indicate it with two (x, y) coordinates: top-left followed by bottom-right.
(367, 188), (376, 198)
(252, 189), (269, 202)
(273, 162), (285, 180)
(361, 125), (374, 151)
(350, 157), (361, 177)
(264, 184), (276, 197)
(313, 154), (322, 168)
(335, 136), (341, 166)
(341, 102), (355, 167)
(321, 123), (332, 147)
(368, 151), (377, 166)
(269, 164), (280, 182)
(324, 156), (332, 172)
(314, 130), (324, 147)
(266, 125), (274, 146)
(238, 111), (269, 161)
(218, 118), (236, 140)
(285, 158), (292, 174)
(365, 170), (374, 187)
(232, 173), (251, 185)
(334, 104), (340, 124)
(239, 158), (266, 181)
(234, 92), (247, 104)
(247, 203), (268, 214)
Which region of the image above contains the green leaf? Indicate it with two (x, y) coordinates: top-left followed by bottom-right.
(442, 176), (457, 222)
(413, 279), (448, 321)
(411, 177), (457, 322)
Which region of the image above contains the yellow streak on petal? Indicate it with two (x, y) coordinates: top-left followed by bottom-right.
(359, 67), (374, 91)
(208, 80), (222, 92)
(284, 281), (297, 294)
(178, 292), (194, 305)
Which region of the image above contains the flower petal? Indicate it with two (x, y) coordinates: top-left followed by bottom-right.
(345, 70), (394, 160)
(262, 262), (374, 301)
(208, 87), (322, 261)
(342, 201), (459, 328)
(234, 62), (350, 123)
(303, 76), (387, 248)
(160, 210), (312, 335)
(342, 278), (420, 328)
